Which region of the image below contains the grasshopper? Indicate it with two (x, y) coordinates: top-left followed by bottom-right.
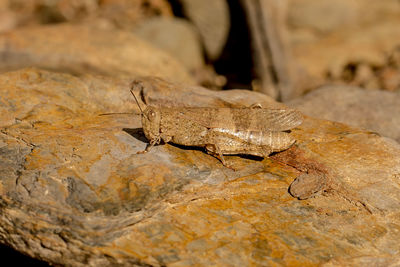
(130, 79), (303, 167)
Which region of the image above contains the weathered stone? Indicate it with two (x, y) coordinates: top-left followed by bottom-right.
(1, 68), (400, 266)
(287, 85), (400, 142)
(133, 17), (204, 72)
(0, 23), (194, 84)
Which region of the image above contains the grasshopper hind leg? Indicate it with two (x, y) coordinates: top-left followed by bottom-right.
(205, 144), (226, 165)
(205, 144), (237, 170)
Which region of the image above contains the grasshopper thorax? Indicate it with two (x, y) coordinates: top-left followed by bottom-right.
(141, 106), (161, 144)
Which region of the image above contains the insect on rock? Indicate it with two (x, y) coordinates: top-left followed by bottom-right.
(130, 79), (303, 167)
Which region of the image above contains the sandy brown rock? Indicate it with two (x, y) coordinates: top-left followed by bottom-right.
(1, 68), (400, 266)
(287, 85), (400, 142)
(133, 17), (204, 73)
(180, 0), (230, 61)
(0, 0), (172, 31)
(0, 23), (194, 84)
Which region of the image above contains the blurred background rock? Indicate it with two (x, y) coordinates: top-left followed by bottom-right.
(0, 0), (399, 97)
(1, 0), (399, 137)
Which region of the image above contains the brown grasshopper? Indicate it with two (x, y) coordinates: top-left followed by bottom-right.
(130, 79), (303, 167)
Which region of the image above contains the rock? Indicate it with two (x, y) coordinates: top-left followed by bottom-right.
(0, 9), (16, 33)
(94, 0), (173, 29)
(287, 0), (400, 96)
(133, 17), (204, 72)
(180, 0), (230, 61)
(240, 0), (295, 100)
(1, 68), (400, 266)
(288, 0), (359, 34)
(0, 23), (194, 84)
(0, 0), (172, 30)
(286, 85), (400, 142)
(132, 17), (226, 90)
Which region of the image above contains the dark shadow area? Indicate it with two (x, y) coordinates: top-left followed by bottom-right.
(0, 244), (50, 266)
(169, 143), (207, 153)
(168, 0), (185, 17)
(123, 128), (276, 165)
(169, 143), (264, 163)
(123, 128), (148, 143)
(237, 154), (264, 162)
(36, 4), (68, 24)
(169, 0), (254, 90)
(214, 0), (254, 89)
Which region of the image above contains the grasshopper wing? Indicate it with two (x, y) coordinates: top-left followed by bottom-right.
(245, 108), (304, 131)
(176, 108), (303, 132)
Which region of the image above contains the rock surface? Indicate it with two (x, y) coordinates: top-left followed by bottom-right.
(0, 23), (194, 84)
(287, 85), (400, 143)
(1, 68), (400, 266)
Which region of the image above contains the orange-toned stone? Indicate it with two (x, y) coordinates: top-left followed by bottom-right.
(1, 69), (400, 266)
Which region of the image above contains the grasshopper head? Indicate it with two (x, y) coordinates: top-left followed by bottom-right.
(129, 84), (162, 145)
(141, 106), (161, 144)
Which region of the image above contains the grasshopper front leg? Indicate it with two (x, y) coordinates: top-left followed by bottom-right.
(137, 143), (153, 154)
(137, 136), (161, 154)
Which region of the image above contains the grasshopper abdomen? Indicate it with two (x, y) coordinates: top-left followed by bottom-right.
(205, 128), (296, 158)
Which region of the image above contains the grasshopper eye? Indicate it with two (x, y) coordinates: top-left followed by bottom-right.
(145, 109), (157, 121)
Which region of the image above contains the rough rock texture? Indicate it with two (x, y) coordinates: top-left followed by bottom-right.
(287, 0), (400, 96)
(287, 85), (400, 143)
(133, 17), (204, 72)
(0, 23), (194, 84)
(1, 68), (400, 266)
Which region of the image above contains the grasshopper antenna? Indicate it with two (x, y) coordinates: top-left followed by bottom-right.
(130, 89), (144, 114)
(130, 81), (147, 115)
(99, 112), (133, 116)
(98, 82), (146, 116)
(97, 82), (147, 117)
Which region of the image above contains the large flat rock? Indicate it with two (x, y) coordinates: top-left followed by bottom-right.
(1, 69), (400, 266)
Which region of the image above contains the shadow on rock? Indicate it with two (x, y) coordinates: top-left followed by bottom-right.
(123, 128), (148, 143)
